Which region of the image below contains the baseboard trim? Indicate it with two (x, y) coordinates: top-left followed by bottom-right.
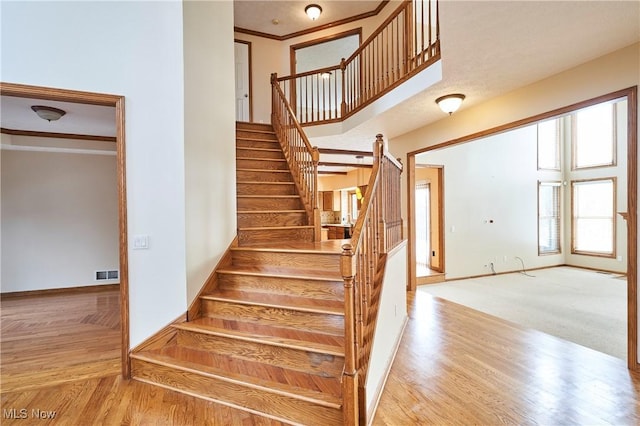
(1, 283), (119, 299)
(446, 263), (627, 282)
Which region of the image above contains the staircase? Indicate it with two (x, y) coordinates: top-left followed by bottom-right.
(236, 122), (315, 246)
(130, 122), (347, 424)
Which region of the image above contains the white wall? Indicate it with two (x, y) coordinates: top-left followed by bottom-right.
(419, 125), (567, 278)
(1, 1), (187, 347)
(184, 1), (237, 304)
(365, 242), (407, 422)
(2, 137), (118, 292)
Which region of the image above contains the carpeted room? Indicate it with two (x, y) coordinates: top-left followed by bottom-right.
(414, 96), (630, 361)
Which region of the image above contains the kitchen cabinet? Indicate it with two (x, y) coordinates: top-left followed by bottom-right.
(322, 191), (333, 211)
(327, 225), (352, 240)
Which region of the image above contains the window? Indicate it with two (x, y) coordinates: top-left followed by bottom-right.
(572, 178), (616, 257)
(572, 102), (616, 169)
(538, 182), (561, 255)
(537, 118), (561, 170)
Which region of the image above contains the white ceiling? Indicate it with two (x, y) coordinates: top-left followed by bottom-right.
(0, 96), (116, 137)
(234, 0), (383, 37)
(310, 0), (640, 151)
(2, 1), (638, 157)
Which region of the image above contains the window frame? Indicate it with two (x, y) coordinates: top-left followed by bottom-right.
(571, 177), (617, 258)
(538, 180), (562, 255)
(571, 102), (617, 170)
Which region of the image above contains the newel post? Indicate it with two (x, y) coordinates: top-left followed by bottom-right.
(340, 58), (347, 118)
(341, 243), (359, 426)
(375, 134), (387, 254)
(312, 147), (321, 242)
(270, 73), (277, 127)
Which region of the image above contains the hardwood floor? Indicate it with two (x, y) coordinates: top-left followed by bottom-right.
(2, 289), (640, 424)
(1, 288), (121, 393)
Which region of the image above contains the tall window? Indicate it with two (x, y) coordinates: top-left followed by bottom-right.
(572, 102), (616, 169)
(572, 178), (616, 257)
(538, 181), (561, 254)
(537, 118), (560, 170)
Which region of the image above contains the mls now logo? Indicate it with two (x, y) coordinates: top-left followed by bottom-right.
(3, 408), (27, 419)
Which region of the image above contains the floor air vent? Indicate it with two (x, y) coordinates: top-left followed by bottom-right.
(96, 270), (119, 281)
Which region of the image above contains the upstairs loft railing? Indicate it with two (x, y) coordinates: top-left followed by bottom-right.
(276, 0), (440, 126)
(270, 73), (321, 240)
(341, 134), (403, 425)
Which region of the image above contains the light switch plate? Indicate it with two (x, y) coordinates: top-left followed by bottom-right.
(133, 234), (149, 249)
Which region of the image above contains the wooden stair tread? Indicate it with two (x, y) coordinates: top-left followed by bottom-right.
(200, 289), (343, 314)
(231, 239), (344, 254)
(238, 225), (314, 231)
(237, 168), (290, 173)
(132, 348), (342, 407)
(236, 147), (282, 153)
(217, 265), (342, 281)
(174, 317), (344, 355)
(237, 195), (300, 198)
(237, 157), (286, 162)
(237, 181), (295, 185)
(175, 320), (344, 356)
(237, 209), (306, 214)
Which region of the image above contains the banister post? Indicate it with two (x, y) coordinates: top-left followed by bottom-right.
(375, 134), (387, 254)
(341, 243), (359, 426)
(270, 73), (277, 128)
(312, 147), (321, 242)
(340, 58), (347, 118)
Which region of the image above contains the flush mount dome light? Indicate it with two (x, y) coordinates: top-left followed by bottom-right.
(305, 4), (322, 20)
(31, 105), (66, 122)
(435, 94), (466, 115)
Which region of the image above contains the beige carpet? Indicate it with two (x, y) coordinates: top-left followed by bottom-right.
(418, 266), (627, 360)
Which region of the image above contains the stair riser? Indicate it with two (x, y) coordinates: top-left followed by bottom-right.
(236, 158), (289, 171)
(236, 147), (284, 160)
(132, 359), (342, 425)
(237, 197), (303, 211)
(218, 273), (344, 301)
(237, 139), (280, 151)
(175, 329), (343, 378)
(237, 211), (308, 227)
(201, 300), (344, 335)
(237, 183), (297, 196)
(236, 170), (293, 182)
(232, 250), (341, 271)
(238, 227), (314, 245)
(236, 122), (274, 131)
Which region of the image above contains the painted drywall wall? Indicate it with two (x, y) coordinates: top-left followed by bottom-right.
(365, 241), (407, 422)
(421, 125), (566, 278)
(1, 142), (118, 292)
(1, 1), (187, 347)
(234, 0), (403, 123)
(184, 1), (237, 305)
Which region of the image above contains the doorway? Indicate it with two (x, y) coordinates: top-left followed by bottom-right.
(0, 82), (129, 377)
(234, 40), (252, 122)
(407, 87), (638, 370)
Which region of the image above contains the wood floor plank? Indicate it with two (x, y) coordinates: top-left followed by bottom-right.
(3, 287), (640, 424)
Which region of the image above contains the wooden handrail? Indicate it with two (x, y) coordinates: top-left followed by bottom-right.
(270, 73), (321, 240)
(278, 0), (440, 126)
(340, 134), (403, 424)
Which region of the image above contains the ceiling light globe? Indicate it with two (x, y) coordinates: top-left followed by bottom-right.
(435, 94), (466, 115)
(305, 4), (322, 20)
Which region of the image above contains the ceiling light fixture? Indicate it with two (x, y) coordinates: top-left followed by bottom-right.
(305, 4), (322, 20)
(435, 94), (465, 115)
(31, 105), (66, 122)
(320, 71), (331, 79)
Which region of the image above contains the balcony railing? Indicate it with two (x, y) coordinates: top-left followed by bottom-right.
(276, 0), (440, 126)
